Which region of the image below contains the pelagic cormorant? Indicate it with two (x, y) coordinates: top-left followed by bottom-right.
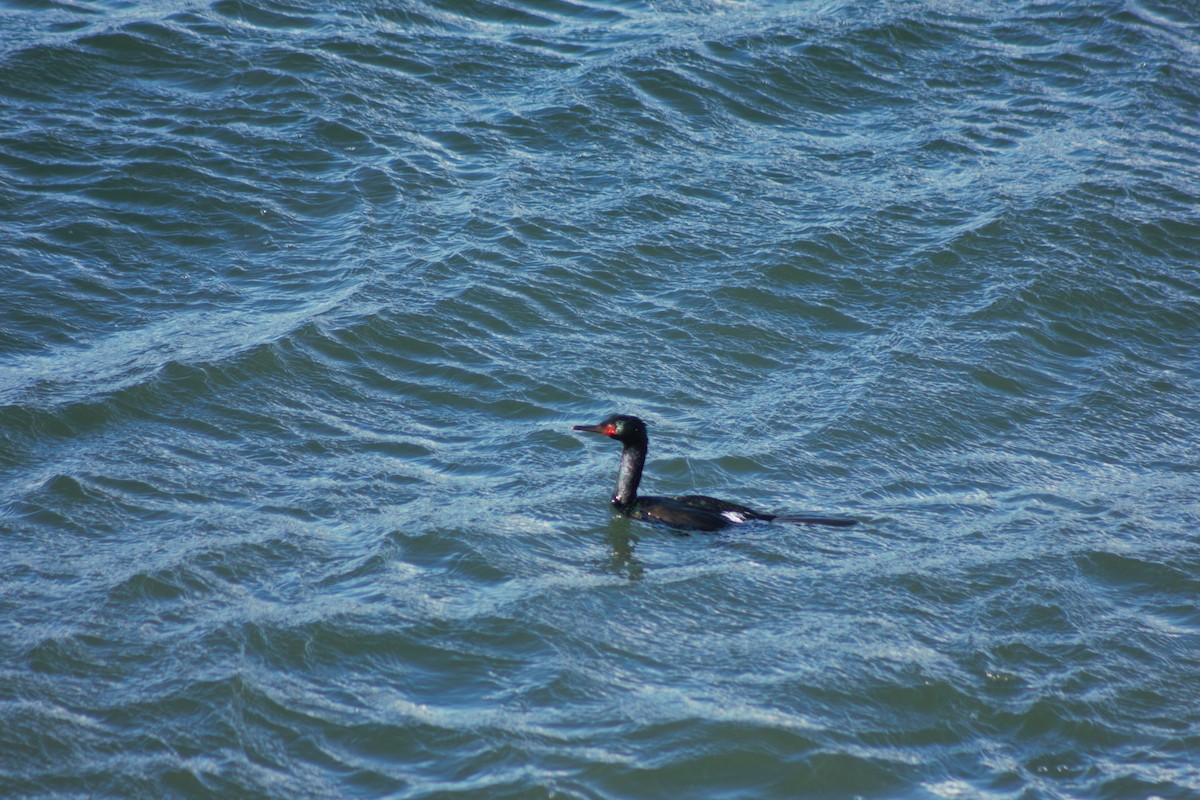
(573, 414), (856, 532)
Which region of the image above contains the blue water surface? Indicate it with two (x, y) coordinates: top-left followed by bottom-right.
(2, 1), (1199, 798)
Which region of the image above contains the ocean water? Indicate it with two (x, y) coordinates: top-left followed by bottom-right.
(2, 0), (1199, 797)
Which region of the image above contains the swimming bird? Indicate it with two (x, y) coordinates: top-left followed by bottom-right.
(572, 414), (856, 532)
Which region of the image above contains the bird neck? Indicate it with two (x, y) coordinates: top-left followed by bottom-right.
(613, 437), (647, 510)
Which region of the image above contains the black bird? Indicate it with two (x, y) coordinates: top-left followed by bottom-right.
(572, 414), (856, 532)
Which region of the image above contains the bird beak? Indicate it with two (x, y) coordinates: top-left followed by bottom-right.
(572, 423), (606, 434)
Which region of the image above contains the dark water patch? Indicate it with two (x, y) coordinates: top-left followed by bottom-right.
(108, 562), (220, 606)
(8, 470), (185, 537)
(1077, 550), (1200, 596)
(423, 0), (556, 28)
(211, 0), (326, 32)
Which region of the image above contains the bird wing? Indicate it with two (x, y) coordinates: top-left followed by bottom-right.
(669, 495), (771, 521)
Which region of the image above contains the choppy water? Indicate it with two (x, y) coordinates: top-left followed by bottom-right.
(2, 1), (1199, 797)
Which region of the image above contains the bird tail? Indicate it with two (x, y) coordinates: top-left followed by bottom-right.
(773, 515), (857, 527)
